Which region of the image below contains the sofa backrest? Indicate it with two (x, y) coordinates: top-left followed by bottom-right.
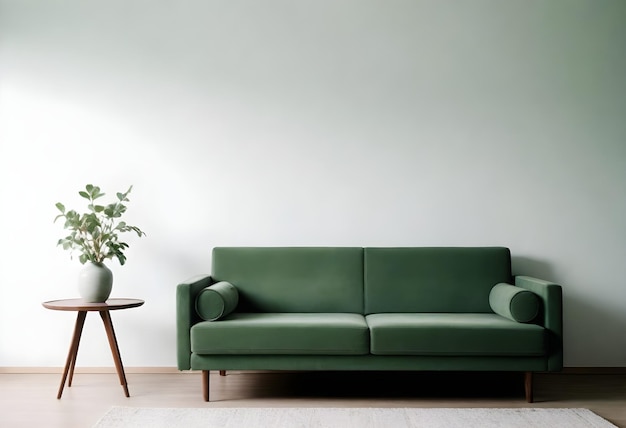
(364, 247), (512, 314)
(211, 247), (364, 313)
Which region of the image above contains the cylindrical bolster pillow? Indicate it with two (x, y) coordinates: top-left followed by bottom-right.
(195, 281), (239, 321)
(489, 283), (540, 323)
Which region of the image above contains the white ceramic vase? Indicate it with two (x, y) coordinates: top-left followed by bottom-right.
(78, 262), (113, 303)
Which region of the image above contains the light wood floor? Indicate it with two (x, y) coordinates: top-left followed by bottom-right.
(1, 371), (625, 427)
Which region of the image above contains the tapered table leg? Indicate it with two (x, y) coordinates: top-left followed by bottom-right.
(67, 348), (77, 387)
(67, 316), (83, 388)
(43, 299), (144, 399)
(57, 311), (87, 399)
(100, 310), (130, 397)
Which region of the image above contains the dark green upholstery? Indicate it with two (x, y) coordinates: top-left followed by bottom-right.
(366, 313), (546, 356)
(176, 247), (563, 400)
(177, 274), (213, 370)
(515, 276), (563, 371)
(489, 283), (539, 323)
(191, 354), (549, 372)
(211, 247), (364, 313)
(195, 281), (239, 321)
(364, 247), (512, 314)
(191, 313), (369, 355)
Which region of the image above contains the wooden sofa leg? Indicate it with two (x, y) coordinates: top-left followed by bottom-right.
(202, 370), (210, 402)
(219, 370), (226, 376)
(525, 371), (533, 403)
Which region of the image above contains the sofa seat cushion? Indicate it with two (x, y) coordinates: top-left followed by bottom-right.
(366, 313), (546, 356)
(191, 313), (369, 355)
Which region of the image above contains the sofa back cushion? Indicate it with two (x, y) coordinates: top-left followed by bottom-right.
(364, 247), (512, 314)
(211, 247), (364, 313)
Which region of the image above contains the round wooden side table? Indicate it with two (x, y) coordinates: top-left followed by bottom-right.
(42, 298), (144, 399)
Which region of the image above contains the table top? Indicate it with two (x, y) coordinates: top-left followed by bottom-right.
(42, 298), (144, 312)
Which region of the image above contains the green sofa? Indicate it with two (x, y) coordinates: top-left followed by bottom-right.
(177, 247), (562, 402)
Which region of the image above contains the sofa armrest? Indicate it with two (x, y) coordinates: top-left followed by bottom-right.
(515, 275), (563, 371)
(176, 274), (214, 370)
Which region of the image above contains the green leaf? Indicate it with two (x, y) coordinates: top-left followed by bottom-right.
(55, 184), (144, 266)
(118, 186), (133, 202)
(116, 252), (127, 266)
(105, 203), (126, 218)
(86, 184), (104, 200)
(85, 222), (100, 235)
(130, 226), (145, 236)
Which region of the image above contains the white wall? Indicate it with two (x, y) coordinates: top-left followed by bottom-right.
(0, 0), (624, 368)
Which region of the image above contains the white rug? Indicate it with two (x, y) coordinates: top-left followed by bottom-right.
(93, 407), (616, 428)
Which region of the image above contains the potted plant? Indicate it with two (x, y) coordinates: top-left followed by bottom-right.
(54, 184), (146, 302)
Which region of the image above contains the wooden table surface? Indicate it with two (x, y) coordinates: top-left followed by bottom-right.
(42, 298), (144, 311)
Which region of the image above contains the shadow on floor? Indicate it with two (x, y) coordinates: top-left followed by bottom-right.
(218, 371), (527, 401)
